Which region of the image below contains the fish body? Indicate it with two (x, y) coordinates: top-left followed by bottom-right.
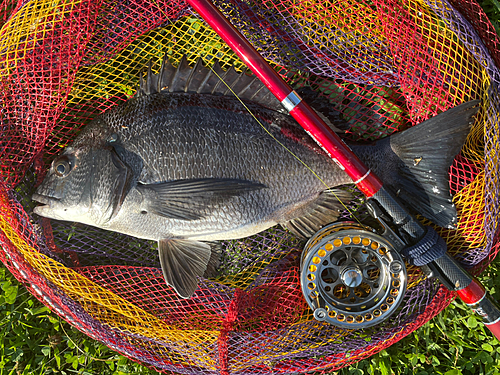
(33, 56), (480, 298)
(36, 93), (347, 239)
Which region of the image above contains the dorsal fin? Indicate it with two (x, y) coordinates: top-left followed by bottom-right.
(136, 55), (346, 132)
(136, 55), (284, 112)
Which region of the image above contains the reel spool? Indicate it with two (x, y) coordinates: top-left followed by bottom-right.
(300, 222), (407, 329)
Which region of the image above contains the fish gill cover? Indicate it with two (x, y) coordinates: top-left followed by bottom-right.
(0, 0), (499, 373)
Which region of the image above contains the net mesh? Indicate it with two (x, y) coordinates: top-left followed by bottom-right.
(0, 0), (499, 373)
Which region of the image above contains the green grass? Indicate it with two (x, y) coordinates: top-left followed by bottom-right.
(480, 0), (500, 35)
(0, 266), (158, 375)
(1, 257), (500, 374)
(340, 257), (500, 375)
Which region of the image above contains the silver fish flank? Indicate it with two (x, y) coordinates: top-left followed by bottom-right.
(32, 56), (480, 298)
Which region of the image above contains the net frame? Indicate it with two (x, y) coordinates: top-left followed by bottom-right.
(0, 0), (499, 373)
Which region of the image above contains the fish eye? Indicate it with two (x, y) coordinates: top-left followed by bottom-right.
(54, 156), (73, 177)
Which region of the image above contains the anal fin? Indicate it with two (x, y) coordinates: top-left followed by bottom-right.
(282, 188), (352, 238)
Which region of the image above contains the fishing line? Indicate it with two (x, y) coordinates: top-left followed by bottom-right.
(205, 61), (366, 227)
(143, 4), (366, 227)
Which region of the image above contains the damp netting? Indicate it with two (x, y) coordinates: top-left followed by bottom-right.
(1, 0), (500, 373)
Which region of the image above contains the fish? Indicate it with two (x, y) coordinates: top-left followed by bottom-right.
(32, 55), (480, 299)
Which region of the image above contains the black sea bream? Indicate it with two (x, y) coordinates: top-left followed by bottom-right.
(32, 56), (480, 298)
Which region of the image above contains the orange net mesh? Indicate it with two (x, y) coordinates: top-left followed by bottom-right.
(1, 0), (499, 373)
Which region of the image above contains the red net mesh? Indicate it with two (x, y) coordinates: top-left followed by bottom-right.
(1, 0), (499, 373)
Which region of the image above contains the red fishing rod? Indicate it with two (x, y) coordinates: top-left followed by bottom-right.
(186, 0), (500, 338)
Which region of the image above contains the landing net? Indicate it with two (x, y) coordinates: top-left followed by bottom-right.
(1, 0), (499, 373)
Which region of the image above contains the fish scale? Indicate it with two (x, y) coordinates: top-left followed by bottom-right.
(100, 97), (336, 239)
(95, 93), (342, 190)
(32, 56), (479, 298)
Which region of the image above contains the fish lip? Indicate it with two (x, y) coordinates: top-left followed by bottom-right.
(32, 193), (60, 205)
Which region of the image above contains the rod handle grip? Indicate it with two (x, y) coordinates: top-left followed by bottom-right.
(456, 279), (500, 341)
(427, 255), (500, 341)
(485, 318), (500, 342)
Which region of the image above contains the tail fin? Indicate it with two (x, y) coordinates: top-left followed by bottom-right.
(356, 100), (480, 229)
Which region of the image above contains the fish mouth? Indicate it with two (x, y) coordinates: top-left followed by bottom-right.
(32, 193), (61, 216)
(32, 193), (59, 206)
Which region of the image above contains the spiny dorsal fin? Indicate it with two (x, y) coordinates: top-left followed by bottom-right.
(136, 55), (284, 112)
(136, 55), (346, 132)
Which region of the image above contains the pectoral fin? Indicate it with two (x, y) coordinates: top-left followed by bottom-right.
(158, 239), (218, 298)
(138, 178), (265, 220)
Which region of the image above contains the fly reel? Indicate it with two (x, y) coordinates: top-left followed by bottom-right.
(300, 222), (407, 329)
